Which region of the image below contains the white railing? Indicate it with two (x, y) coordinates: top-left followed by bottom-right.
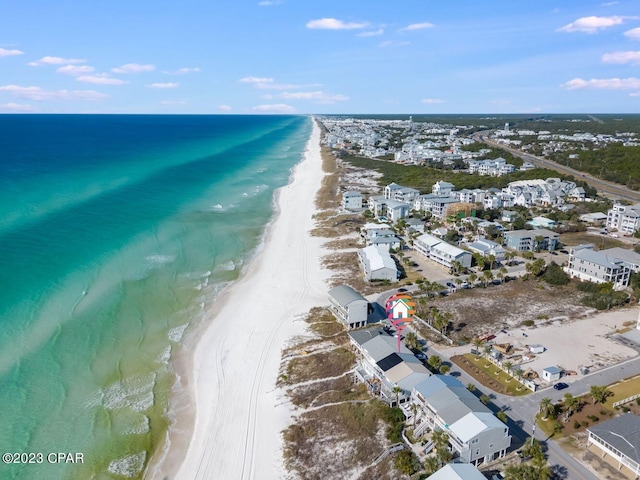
(613, 393), (640, 408)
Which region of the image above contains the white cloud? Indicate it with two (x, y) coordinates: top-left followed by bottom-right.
(279, 91), (349, 104)
(111, 63), (155, 74)
(0, 48), (24, 57)
(240, 77), (313, 90)
(421, 98), (445, 104)
(0, 85), (109, 101)
(0, 102), (37, 112)
(306, 18), (369, 30)
(160, 100), (187, 105)
(146, 82), (179, 88)
(77, 74), (127, 85)
(163, 67), (200, 75)
(625, 27), (640, 40)
(258, 0), (282, 5)
(56, 65), (95, 76)
(557, 16), (625, 33)
(357, 28), (384, 37)
(630, 91), (640, 96)
(218, 105), (232, 111)
(562, 77), (640, 90)
(379, 41), (410, 47)
(240, 76), (274, 84)
(28, 56), (85, 66)
(252, 103), (296, 113)
(602, 1), (619, 6)
(602, 51), (640, 65)
(403, 22), (435, 31)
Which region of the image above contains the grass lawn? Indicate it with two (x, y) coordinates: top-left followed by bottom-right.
(605, 374), (640, 408)
(559, 232), (625, 250)
(451, 354), (531, 397)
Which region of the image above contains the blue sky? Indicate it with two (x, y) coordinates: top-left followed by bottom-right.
(1, 0), (639, 114)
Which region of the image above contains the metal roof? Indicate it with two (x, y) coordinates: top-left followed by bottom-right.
(428, 463), (485, 480)
(328, 285), (367, 308)
(589, 413), (640, 464)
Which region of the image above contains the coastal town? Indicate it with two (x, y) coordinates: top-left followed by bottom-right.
(279, 116), (640, 480)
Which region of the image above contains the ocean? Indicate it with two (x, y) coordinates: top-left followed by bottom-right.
(0, 114), (312, 479)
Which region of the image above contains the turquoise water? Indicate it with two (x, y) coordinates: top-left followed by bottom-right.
(0, 114), (311, 479)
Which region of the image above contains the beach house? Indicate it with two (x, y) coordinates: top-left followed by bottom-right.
(414, 233), (472, 270)
(341, 190), (363, 211)
(606, 202), (640, 234)
(410, 375), (511, 465)
(358, 245), (399, 282)
(349, 327), (431, 406)
(328, 286), (369, 329)
(503, 229), (559, 252)
(587, 413), (640, 478)
(565, 245), (631, 289)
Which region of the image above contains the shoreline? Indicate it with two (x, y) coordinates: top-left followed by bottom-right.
(148, 118), (329, 479)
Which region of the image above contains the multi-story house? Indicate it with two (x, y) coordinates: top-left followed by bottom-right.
(341, 190), (363, 210)
(414, 233), (472, 269)
(503, 229), (559, 252)
(607, 203), (640, 234)
(411, 375), (511, 466)
(565, 245), (631, 289)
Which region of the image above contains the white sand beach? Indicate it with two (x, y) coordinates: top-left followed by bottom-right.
(151, 119), (328, 479)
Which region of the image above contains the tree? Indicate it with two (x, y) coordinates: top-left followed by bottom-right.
(563, 393), (579, 422)
(479, 394), (491, 405)
(472, 338), (484, 357)
(393, 385), (402, 407)
(539, 397), (555, 420)
(423, 455), (439, 476)
(431, 429), (450, 465)
(534, 235), (545, 252)
(590, 385), (613, 404)
(404, 332), (419, 351)
(497, 410), (508, 423)
(428, 355), (442, 370)
(482, 269), (494, 286)
(499, 266), (508, 282)
(439, 364), (451, 375)
(468, 272), (478, 286)
(526, 258), (546, 276)
(503, 361), (514, 379)
(488, 254), (496, 271)
(394, 450), (420, 475)
(543, 261), (569, 285)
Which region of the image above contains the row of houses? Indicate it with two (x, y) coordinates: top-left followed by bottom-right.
(346, 321), (512, 467)
(345, 177), (592, 221)
(414, 233), (472, 270)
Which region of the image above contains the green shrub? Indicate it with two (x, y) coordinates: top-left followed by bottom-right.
(523, 320), (535, 327)
(574, 420), (581, 429)
(543, 262), (569, 285)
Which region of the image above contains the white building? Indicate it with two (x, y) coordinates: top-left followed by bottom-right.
(429, 464), (486, 480)
(349, 327), (431, 406)
(432, 180), (455, 196)
(466, 238), (506, 263)
(341, 190), (363, 210)
(565, 245), (630, 289)
(328, 286), (369, 329)
(358, 244), (399, 282)
(368, 196), (411, 222)
(607, 203), (640, 234)
(588, 414), (640, 478)
(414, 233), (472, 269)
(411, 375), (511, 465)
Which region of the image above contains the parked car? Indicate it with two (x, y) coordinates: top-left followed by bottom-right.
(460, 281), (469, 289)
(553, 382), (569, 390)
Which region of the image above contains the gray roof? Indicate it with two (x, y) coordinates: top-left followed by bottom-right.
(601, 247), (640, 266)
(428, 463), (485, 480)
(328, 285), (367, 308)
(543, 366), (562, 374)
(414, 375), (490, 425)
(505, 228), (558, 239)
(349, 327), (386, 347)
(573, 248), (624, 269)
(589, 413), (640, 464)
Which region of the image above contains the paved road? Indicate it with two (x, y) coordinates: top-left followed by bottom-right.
(475, 131), (640, 203)
(424, 340), (640, 480)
